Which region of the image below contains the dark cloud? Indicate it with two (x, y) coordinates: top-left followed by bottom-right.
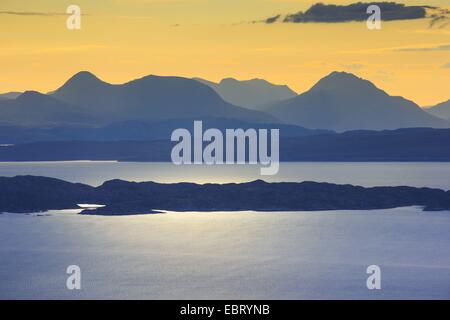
(261, 2), (435, 24)
(265, 14), (281, 24)
(443, 63), (450, 69)
(397, 44), (450, 52)
(282, 2), (427, 23)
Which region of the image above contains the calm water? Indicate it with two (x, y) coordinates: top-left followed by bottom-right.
(0, 161), (450, 189)
(1, 161), (450, 299)
(0, 208), (449, 299)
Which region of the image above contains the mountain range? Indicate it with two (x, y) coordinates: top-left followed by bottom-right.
(0, 71), (448, 133)
(51, 71), (274, 124)
(0, 71), (275, 127)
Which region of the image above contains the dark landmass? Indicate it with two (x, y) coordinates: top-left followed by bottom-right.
(1, 128), (450, 162)
(0, 117), (328, 144)
(280, 127), (450, 161)
(0, 176), (94, 213)
(1, 176), (450, 215)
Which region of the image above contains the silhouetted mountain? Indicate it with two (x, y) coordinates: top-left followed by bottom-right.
(2, 176), (450, 214)
(0, 118), (328, 144)
(51, 71), (275, 123)
(426, 99), (450, 120)
(2, 128), (450, 162)
(0, 91), (95, 126)
(0, 92), (21, 100)
(266, 71), (449, 131)
(194, 77), (297, 110)
(4, 71), (448, 133)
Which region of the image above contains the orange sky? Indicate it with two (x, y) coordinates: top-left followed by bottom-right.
(0, 0), (449, 106)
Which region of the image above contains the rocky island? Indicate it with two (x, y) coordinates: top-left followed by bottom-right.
(1, 175), (450, 215)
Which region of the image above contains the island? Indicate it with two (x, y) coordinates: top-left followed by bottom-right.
(1, 175), (450, 215)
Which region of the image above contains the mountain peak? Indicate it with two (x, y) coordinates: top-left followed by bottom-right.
(71, 71), (101, 81)
(56, 71), (109, 92)
(220, 77), (239, 85)
(51, 71), (112, 97)
(16, 90), (45, 102)
(311, 71), (379, 94)
(220, 77), (279, 87)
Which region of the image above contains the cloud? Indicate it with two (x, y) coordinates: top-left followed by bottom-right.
(284, 2), (428, 23)
(0, 11), (65, 16)
(0, 10), (89, 17)
(429, 8), (450, 28)
(265, 14), (281, 24)
(442, 63), (450, 68)
(262, 2), (433, 24)
(397, 44), (450, 52)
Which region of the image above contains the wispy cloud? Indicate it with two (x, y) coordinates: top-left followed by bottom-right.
(428, 8), (450, 28)
(338, 43), (450, 55)
(0, 11), (89, 17)
(442, 63), (450, 68)
(397, 44), (450, 52)
(0, 11), (65, 16)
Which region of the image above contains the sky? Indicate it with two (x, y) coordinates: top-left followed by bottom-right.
(0, 0), (449, 106)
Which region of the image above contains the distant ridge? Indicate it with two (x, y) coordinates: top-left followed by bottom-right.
(1, 128), (450, 162)
(0, 91), (95, 126)
(0, 92), (21, 100)
(426, 99), (450, 120)
(266, 71), (449, 131)
(194, 77), (297, 110)
(0, 117), (327, 144)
